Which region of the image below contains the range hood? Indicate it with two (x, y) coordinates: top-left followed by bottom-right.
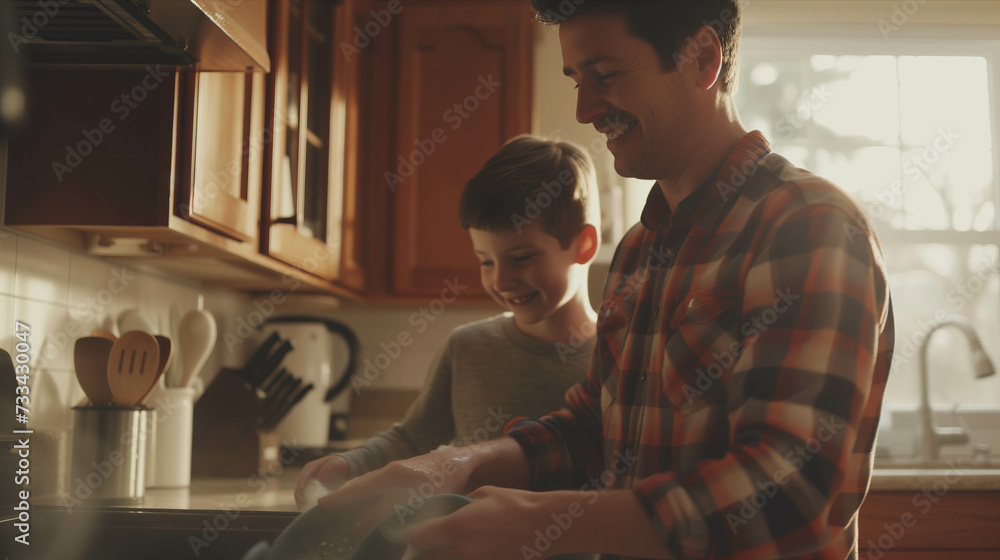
(10, 0), (269, 71)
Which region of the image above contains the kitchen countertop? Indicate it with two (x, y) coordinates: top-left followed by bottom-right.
(24, 473), (303, 560)
(19, 462), (997, 560)
(38, 471), (1000, 519)
(35, 468), (303, 513)
(133, 471), (302, 512)
(18, 470), (997, 560)
(33, 458), (1000, 515)
(870, 466), (1000, 491)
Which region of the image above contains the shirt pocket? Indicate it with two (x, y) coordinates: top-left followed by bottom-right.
(664, 288), (741, 414)
(595, 293), (635, 395)
(596, 292), (635, 338)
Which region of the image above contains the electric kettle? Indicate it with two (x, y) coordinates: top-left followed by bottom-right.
(260, 316), (359, 448)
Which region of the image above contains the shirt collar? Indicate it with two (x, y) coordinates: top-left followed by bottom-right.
(640, 131), (772, 233)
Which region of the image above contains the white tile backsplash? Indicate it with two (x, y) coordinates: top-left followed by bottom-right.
(14, 235), (70, 304)
(13, 297), (74, 373)
(137, 272), (201, 335)
(67, 252), (138, 329)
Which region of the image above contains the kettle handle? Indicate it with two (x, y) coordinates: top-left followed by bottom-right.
(264, 316), (360, 402)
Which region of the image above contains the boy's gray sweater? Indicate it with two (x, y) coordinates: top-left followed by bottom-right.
(338, 313), (595, 476)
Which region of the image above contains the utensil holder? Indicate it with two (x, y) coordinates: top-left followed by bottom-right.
(71, 406), (152, 503)
(146, 385), (196, 487)
(191, 368), (282, 478)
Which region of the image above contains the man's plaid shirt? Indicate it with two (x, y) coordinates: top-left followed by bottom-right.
(508, 131), (895, 560)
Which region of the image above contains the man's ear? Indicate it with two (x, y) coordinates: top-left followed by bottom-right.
(690, 25), (723, 91)
(574, 224), (600, 264)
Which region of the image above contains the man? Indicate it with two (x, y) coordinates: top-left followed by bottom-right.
(320, 2), (894, 559)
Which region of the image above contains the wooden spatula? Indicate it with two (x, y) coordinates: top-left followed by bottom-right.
(74, 337), (116, 407)
(107, 331), (161, 408)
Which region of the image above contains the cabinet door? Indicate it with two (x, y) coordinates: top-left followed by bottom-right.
(4, 69), (177, 228)
(391, 1), (534, 298)
(263, 0), (356, 281)
(860, 491), (1000, 554)
(178, 71), (265, 242)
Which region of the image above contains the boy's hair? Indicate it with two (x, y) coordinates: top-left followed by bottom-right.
(529, 0), (742, 94)
(459, 135), (600, 250)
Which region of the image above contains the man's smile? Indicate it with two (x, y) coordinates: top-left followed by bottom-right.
(605, 120), (636, 141)
(505, 292), (539, 306)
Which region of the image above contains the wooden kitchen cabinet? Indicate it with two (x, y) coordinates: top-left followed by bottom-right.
(308, 0), (537, 301)
(0, 65), (354, 295)
(366, 0), (535, 299)
(262, 0), (363, 288)
(1, 69), (359, 296)
(2, 68), (258, 235)
(1, 0), (535, 301)
(3, 68), (179, 229)
(858, 491), (1000, 557)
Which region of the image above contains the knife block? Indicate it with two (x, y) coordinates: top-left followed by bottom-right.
(191, 368), (282, 478)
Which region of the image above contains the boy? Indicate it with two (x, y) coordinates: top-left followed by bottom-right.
(317, 2), (894, 560)
(295, 135), (602, 508)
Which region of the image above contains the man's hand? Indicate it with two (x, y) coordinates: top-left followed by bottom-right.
(294, 454), (350, 510)
(409, 486), (672, 560)
(405, 486), (559, 560)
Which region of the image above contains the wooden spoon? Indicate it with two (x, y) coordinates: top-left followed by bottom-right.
(139, 335), (173, 405)
(106, 331), (161, 408)
(74, 337), (116, 407)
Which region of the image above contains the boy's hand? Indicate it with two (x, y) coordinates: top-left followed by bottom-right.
(316, 438), (531, 536)
(317, 447), (473, 519)
(294, 455), (350, 510)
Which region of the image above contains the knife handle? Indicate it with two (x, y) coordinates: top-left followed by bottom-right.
(250, 340), (294, 387)
(240, 332), (281, 383)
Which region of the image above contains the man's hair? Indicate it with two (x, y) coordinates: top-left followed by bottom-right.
(530, 0), (742, 94)
(459, 135), (600, 249)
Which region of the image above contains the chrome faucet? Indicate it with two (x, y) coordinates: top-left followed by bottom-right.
(918, 315), (996, 460)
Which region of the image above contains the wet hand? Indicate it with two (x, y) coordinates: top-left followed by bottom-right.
(294, 454), (350, 510)
(317, 448), (476, 529)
